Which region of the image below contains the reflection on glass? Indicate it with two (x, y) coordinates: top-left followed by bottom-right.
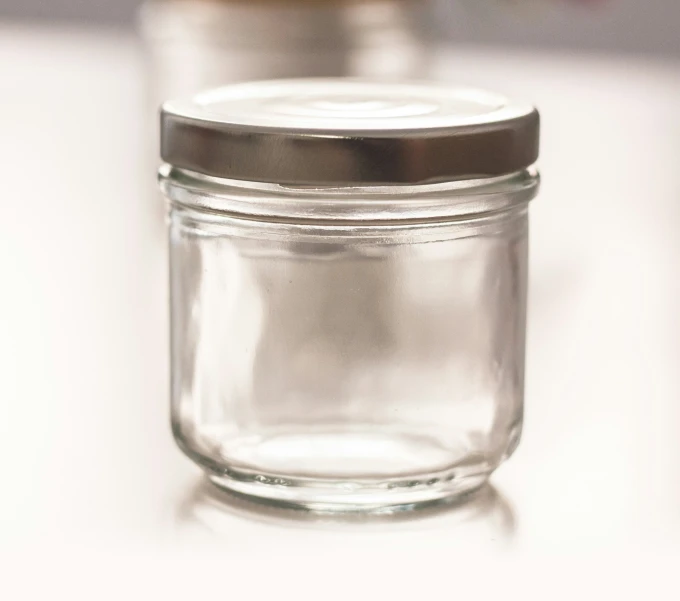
(177, 478), (516, 548)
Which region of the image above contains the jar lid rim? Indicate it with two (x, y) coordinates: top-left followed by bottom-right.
(160, 78), (540, 185)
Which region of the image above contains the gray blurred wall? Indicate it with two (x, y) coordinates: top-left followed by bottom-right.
(1, 0), (678, 57)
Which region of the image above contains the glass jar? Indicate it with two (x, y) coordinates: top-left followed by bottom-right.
(159, 79), (540, 511)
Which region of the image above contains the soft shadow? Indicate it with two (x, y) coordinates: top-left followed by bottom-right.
(176, 477), (516, 545)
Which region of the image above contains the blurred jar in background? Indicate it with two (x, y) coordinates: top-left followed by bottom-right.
(139, 0), (437, 112)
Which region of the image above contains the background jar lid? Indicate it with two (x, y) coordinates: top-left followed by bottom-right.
(161, 78), (539, 186)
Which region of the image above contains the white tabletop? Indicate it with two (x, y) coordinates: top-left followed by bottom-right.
(1, 23), (679, 596)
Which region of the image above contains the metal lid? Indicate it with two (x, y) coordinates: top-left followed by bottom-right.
(161, 79), (539, 185)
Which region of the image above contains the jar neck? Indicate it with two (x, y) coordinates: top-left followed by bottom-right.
(159, 165), (540, 225)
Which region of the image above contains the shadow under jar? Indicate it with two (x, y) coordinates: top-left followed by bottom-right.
(159, 79), (540, 512)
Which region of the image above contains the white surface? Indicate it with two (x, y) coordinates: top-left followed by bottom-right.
(1, 23), (680, 595)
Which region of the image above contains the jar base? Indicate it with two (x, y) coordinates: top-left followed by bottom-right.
(177, 426), (500, 512)
(205, 466), (492, 513)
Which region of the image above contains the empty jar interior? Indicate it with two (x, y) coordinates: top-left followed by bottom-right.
(163, 171), (535, 510)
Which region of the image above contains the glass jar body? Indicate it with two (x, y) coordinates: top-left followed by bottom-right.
(162, 169), (537, 511)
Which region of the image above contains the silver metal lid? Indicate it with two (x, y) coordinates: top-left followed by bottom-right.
(161, 79), (539, 185)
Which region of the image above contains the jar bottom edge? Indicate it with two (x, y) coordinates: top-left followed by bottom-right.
(204, 465), (492, 513)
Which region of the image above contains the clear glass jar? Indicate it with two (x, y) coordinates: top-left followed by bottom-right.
(159, 80), (540, 511)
